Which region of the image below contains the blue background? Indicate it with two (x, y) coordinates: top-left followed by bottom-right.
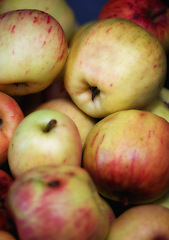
(66, 0), (108, 25)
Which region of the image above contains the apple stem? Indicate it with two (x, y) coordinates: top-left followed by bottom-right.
(44, 119), (57, 132)
(0, 118), (2, 125)
(89, 86), (100, 101)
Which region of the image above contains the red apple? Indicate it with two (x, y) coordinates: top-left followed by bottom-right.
(98, 0), (169, 52)
(83, 109), (169, 205)
(0, 92), (24, 165)
(0, 170), (13, 203)
(6, 165), (110, 240)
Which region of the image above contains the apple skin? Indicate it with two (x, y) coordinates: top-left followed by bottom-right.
(0, 170), (13, 204)
(83, 109), (169, 205)
(0, 0), (77, 42)
(0, 230), (16, 240)
(64, 18), (167, 118)
(6, 164), (111, 240)
(107, 204), (169, 240)
(35, 97), (97, 148)
(98, 0), (169, 52)
(0, 9), (68, 96)
(159, 86), (169, 105)
(0, 91), (24, 165)
(69, 20), (96, 47)
(142, 96), (169, 121)
(8, 109), (82, 178)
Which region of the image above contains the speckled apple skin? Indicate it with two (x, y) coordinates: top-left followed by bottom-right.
(0, 91), (24, 164)
(0, 0), (76, 42)
(64, 18), (167, 118)
(83, 109), (169, 205)
(98, 0), (169, 52)
(7, 165), (110, 240)
(0, 9), (68, 95)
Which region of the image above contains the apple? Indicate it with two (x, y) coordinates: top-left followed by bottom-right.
(142, 96), (169, 121)
(0, 170), (13, 205)
(64, 18), (167, 118)
(6, 164), (111, 240)
(0, 9), (68, 96)
(98, 0), (169, 52)
(0, 91), (24, 165)
(0, 0), (77, 42)
(35, 97), (97, 148)
(69, 20), (96, 47)
(0, 230), (16, 240)
(107, 204), (169, 240)
(8, 109), (82, 178)
(83, 109), (169, 205)
(159, 86), (169, 106)
(98, 197), (116, 225)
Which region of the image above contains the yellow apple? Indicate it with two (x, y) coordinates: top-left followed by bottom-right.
(0, 0), (77, 42)
(64, 18), (167, 118)
(0, 9), (68, 96)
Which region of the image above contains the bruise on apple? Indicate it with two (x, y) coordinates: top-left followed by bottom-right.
(47, 180), (61, 188)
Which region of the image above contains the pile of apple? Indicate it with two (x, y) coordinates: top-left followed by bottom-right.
(0, 0), (169, 239)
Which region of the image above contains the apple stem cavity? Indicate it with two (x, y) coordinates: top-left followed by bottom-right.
(0, 118), (2, 125)
(44, 119), (57, 133)
(89, 86), (100, 101)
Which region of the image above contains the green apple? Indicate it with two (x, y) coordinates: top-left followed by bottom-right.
(142, 96), (169, 122)
(35, 97), (97, 148)
(83, 109), (169, 205)
(0, 91), (24, 165)
(159, 87), (169, 105)
(107, 204), (169, 240)
(0, 9), (68, 96)
(64, 18), (167, 118)
(7, 164), (110, 240)
(0, 0), (77, 42)
(8, 109), (82, 178)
